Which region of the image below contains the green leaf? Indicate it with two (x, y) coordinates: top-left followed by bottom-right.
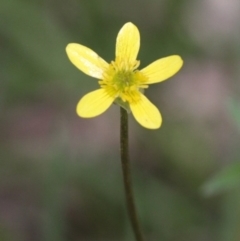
(202, 162), (240, 196)
(227, 98), (240, 131)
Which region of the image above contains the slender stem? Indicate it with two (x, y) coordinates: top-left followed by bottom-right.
(120, 107), (145, 241)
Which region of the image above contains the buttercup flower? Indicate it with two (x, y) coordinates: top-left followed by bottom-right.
(66, 22), (183, 129)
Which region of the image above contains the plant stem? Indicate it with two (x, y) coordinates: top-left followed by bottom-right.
(120, 107), (145, 241)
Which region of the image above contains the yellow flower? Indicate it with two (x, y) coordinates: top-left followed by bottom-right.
(66, 22), (183, 129)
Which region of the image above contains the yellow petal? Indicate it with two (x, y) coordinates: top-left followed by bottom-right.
(130, 94), (162, 129)
(141, 55), (183, 84)
(76, 89), (114, 118)
(66, 43), (109, 79)
(115, 22), (140, 64)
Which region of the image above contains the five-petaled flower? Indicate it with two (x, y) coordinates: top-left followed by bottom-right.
(66, 22), (183, 129)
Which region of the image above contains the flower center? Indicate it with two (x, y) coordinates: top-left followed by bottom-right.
(99, 60), (148, 103)
(112, 71), (135, 90)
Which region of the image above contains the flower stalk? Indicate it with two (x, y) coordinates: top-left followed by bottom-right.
(120, 107), (145, 241)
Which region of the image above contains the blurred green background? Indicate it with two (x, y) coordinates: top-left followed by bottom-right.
(1, 0), (240, 240)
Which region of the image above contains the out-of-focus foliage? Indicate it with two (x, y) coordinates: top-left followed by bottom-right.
(201, 98), (240, 196)
(202, 162), (240, 196)
(1, 0), (240, 241)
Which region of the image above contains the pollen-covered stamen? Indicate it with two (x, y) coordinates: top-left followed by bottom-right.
(112, 60), (140, 72)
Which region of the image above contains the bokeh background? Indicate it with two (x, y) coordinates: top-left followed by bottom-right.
(1, 0), (240, 240)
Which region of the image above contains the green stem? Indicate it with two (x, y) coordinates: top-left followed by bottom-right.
(120, 107), (145, 241)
